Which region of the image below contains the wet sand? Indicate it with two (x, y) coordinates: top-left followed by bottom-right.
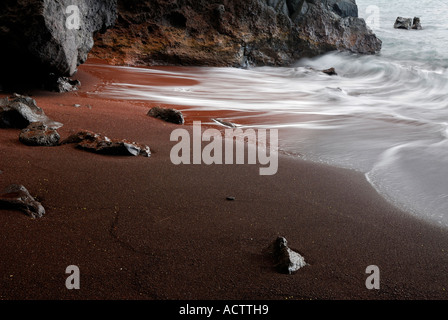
(1, 61), (448, 301)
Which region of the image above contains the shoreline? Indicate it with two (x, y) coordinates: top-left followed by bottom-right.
(1, 62), (448, 300)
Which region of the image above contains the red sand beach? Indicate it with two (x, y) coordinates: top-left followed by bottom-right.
(1, 60), (448, 301)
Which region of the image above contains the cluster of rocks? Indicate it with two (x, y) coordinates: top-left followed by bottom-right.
(0, 94), (188, 218)
(394, 17), (422, 30)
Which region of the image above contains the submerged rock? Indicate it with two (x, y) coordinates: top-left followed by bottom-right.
(394, 16), (422, 30)
(412, 17), (422, 30)
(19, 122), (61, 147)
(147, 106), (185, 125)
(322, 67), (338, 76)
(61, 130), (151, 157)
(0, 94), (63, 129)
(267, 236), (307, 274)
(0, 184), (45, 218)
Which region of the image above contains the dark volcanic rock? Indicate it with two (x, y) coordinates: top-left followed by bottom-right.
(322, 67), (338, 76)
(412, 17), (422, 30)
(61, 130), (151, 157)
(147, 107), (185, 125)
(394, 16), (422, 30)
(394, 17), (413, 30)
(266, 236), (307, 274)
(0, 0), (117, 85)
(19, 122), (61, 147)
(0, 184), (45, 218)
(45, 74), (81, 93)
(0, 94), (62, 129)
(91, 0), (381, 68)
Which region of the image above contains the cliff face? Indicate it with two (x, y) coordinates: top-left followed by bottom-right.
(0, 0), (381, 88)
(90, 0), (381, 68)
(0, 0), (117, 85)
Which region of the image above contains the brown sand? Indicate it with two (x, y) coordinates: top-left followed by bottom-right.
(1, 61), (448, 301)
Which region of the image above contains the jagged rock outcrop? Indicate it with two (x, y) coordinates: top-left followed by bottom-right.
(0, 0), (117, 86)
(91, 0), (381, 68)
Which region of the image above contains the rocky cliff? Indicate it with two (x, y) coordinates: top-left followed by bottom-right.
(90, 0), (381, 68)
(0, 0), (117, 87)
(0, 0), (381, 89)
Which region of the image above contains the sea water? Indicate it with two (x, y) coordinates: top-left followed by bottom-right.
(91, 0), (448, 227)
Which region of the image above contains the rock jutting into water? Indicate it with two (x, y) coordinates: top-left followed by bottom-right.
(61, 130), (151, 157)
(0, 0), (117, 86)
(19, 122), (61, 147)
(394, 16), (422, 30)
(147, 106), (185, 125)
(0, 184), (46, 218)
(267, 236), (307, 274)
(0, 94), (63, 129)
(91, 0), (382, 68)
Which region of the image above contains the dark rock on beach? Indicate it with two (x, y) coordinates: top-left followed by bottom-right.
(19, 122), (61, 147)
(147, 107), (185, 125)
(45, 74), (81, 93)
(0, 94), (62, 129)
(61, 130), (151, 157)
(0, 0), (117, 85)
(0, 184), (45, 218)
(266, 236), (307, 274)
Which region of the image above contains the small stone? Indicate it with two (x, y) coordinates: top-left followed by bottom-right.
(0, 184), (45, 218)
(73, 104), (81, 108)
(147, 106), (184, 125)
(322, 67), (337, 76)
(213, 118), (237, 128)
(226, 196), (235, 201)
(266, 236), (307, 274)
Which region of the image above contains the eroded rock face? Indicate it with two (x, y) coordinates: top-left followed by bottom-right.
(0, 0), (117, 85)
(91, 0), (381, 68)
(0, 94), (63, 129)
(0, 184), (45, 218)
(61, 130), (151, 157)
